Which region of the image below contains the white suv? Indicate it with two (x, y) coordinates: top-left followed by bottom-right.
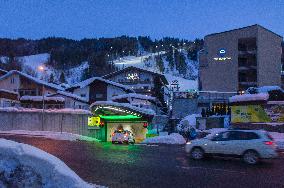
(112, 130), (135, 144)
(185, 129), (278, 164)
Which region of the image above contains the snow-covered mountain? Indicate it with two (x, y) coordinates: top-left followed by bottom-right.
(13, 51), (198, 91)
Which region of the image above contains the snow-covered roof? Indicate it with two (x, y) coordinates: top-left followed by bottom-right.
(20, 96), (65, 102)
(111, 93), (156, 101)
(0, 89), (18, 95)
(229, 93), (269, 103)
(102, 66), (168, 84)
(90, 101), (155, 116)
(68, 77), (134, 92)
(0, 68), (7, 74)
(0, 107), (91, 115)
(257, 86), (283, 93)
(0, 70), (64, 91)
(48, 91), (88, 103)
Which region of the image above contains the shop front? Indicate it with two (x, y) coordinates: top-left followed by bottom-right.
(89, 101), (155, 142)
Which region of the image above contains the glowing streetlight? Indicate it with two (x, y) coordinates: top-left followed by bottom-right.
(38, 65), (46, 131)
(38, 65), (45, 71)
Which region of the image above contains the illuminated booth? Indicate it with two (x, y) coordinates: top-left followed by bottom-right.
(89, 101), (155, 142)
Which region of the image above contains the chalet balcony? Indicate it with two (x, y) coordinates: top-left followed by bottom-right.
(118, 80), (152, 85)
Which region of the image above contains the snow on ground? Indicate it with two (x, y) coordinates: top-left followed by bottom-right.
(142, 133), (186, 145)
(177, 114), (201, 132)
(20, 53), (50, 70)
(164, 74), (198, 91)
(0, 130), (99, 142)
(65, 62), (89, 84)
(17, 53), (89, 85)
(229, 93), (269, 103)
(0, 139), (103, 188)
(114, 52), (165, 69)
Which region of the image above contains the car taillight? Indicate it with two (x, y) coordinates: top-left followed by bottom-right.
(264, 141), (274, 146)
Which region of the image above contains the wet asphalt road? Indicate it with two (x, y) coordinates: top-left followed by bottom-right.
(1, 135), (284, 188)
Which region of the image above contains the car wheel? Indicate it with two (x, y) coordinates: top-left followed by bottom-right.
(190, 147), (204, 160)
(243, 150), (259, 165)
(112, 141), (115, 144)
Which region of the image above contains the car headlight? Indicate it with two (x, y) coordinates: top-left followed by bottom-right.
(186, 142), (192, 145)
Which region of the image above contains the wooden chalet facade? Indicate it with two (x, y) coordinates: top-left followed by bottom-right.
(102, 66), (168, 97)
(0, 70), (63, 96)
(67, 77), (134, 104)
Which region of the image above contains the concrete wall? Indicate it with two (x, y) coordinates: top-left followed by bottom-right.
(257, 26), (282, 87)
(0, 111), (89, 135)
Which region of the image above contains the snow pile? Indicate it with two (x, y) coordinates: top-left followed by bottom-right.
(177, 114), (201, 132)
(0, 130), (99, 142)
(20, 96), (65, 102)
(0, 107), (91, 115)
(142, 133), (186, 144)
(0, 139), (102, 188)
(229, 93), (269, 103)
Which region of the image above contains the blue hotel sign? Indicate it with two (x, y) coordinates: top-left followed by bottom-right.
(213, 48), (232, 61)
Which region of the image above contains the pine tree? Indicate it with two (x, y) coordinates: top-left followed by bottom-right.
(59, 72), (66, 83)
(48, 73), (55, 83)
(155, 55), (164, 73)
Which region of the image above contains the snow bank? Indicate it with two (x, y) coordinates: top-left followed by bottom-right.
(0, 139), (103, 188)
(0, 107), (91, 115)
(0, 130), (99, 142)
(177, 114), (201, 132)
(142, 133), (186, 144)
(229, 93), (269, 103)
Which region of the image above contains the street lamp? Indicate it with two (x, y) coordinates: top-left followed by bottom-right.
(38, 65), (46, 131)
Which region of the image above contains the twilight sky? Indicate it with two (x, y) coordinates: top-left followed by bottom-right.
(0, 0), (283, 40)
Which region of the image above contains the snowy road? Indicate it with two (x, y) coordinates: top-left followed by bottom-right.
(1, 134), (284, 188)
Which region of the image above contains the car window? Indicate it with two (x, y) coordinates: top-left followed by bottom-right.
(211, 132), (229, 141)
(228, 131), (259, 140)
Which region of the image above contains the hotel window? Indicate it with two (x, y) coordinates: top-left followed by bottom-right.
(95, 94), (103, 98)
